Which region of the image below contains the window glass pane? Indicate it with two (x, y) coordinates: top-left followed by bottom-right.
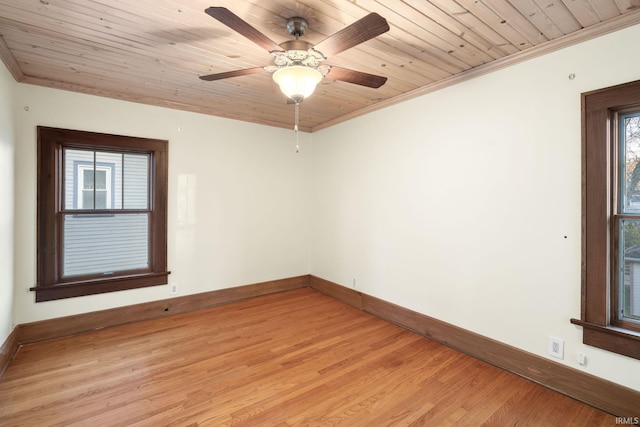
(95, 169), (107, 190)
(95, 152), (119, 209)
(63, 150), (148, 210)
(95, 190), (107, 209)
(64, 149), (94, 210)
(620, 219), (640, 323)
(123, 153), (149, 209)
(64, 149), (119, 210)
(621, 113), (640, 213)
(82, 190), (94, 209)
(62, 213), (149, 277)
(83, 169), (94, 190)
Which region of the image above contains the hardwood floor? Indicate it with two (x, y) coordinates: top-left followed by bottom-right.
(0, 288), (615, 426)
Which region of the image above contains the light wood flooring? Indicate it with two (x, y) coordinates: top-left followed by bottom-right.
(0, 288), (615, 426)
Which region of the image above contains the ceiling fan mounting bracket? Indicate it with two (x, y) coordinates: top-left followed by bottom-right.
(286, 17), (308, 37)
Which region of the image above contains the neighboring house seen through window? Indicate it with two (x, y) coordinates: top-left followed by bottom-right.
(573, 80), (640, 360)
(75, 161), (113, 210)
(34, 127), (169, 302)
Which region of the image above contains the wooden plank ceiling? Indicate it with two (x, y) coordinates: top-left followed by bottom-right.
(0, 0), (639, 132)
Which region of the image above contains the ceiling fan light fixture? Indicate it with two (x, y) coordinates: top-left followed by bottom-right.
(272, 65), (323, 102)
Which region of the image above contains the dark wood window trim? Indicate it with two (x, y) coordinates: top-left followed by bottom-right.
(34, 127), (169, 302)
(572, 80), (640, 360)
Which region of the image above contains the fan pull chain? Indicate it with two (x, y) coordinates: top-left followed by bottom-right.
(294, 101), (300, 153)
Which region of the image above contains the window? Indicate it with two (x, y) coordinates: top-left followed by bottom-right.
(618, 112), (640, 327)
(74, 160), (114, 209)
(572, 80), (640, 360)
(34, 127), (169, 302)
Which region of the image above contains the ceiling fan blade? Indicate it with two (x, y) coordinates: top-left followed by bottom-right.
(199, 67), (266, 81)
(314, 13), (389, 58)
(205, 7), (282, 53)
(328, 66), (387, 88)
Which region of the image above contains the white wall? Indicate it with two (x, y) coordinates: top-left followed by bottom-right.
(0, 65), (16, 345)
(12, 83), (312, 324)
(311, 24), (640, 391)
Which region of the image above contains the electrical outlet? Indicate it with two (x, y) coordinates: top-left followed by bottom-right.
(547, 336), (564, 359)
(576, 352), (587, 365)
(170, 283), (178, 295)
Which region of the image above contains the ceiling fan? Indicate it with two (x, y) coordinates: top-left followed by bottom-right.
(199, 7), (390, 103)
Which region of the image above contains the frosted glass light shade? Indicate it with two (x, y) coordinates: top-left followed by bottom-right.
(272, 65), (323, 102)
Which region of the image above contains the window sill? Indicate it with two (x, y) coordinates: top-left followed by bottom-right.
(31, 271), (170, 302)
(570, 318), (640, 360)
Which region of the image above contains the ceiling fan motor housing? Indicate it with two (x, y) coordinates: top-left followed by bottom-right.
(279, 39), (313, 52)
